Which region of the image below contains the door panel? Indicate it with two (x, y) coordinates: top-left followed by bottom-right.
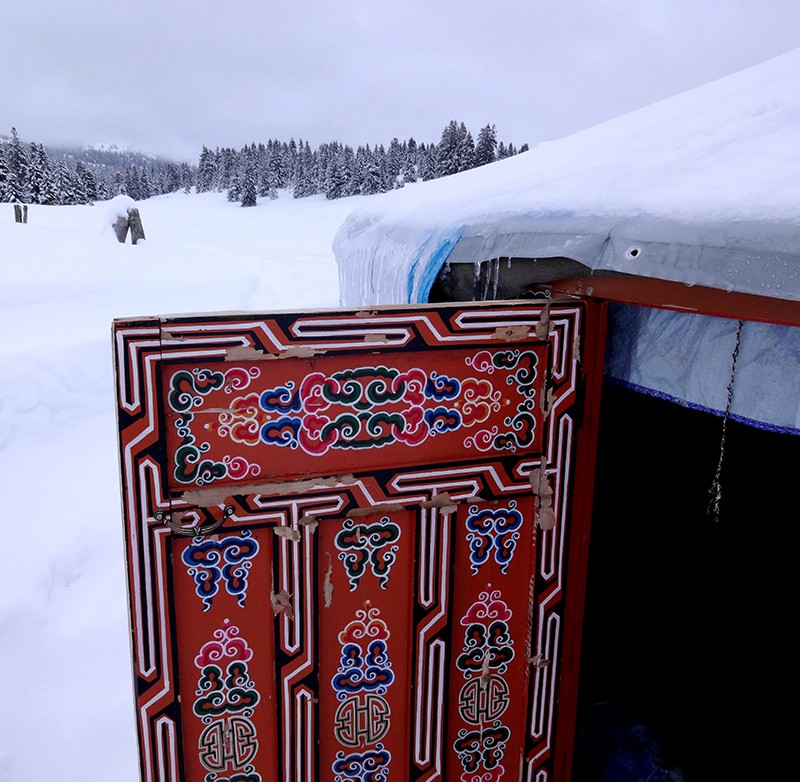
(318, 510), (416, 781)
(171, 528), (279, 782)
(113, 301), (594, 782)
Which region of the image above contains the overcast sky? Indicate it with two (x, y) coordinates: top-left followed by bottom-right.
(3, 1), (799, 163)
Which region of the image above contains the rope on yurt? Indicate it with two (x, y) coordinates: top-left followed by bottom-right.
(707, 319), (744, 522)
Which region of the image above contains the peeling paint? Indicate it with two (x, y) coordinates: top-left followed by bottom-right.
(273, 525), (300, 542)
(529, 468), (556, 531)
(179, 473), (357, 506)
(299, 516), (319, 533)
(493, 325), (530, 342)
(421, 493), (454, 508)
(270, 589), (294, 620)
(225, 345), (268, 361)
(323, 552), (334, 608)
(530, 654), (551, 669)
(534, 305), (551, 341)
(279, 346), (321, 359)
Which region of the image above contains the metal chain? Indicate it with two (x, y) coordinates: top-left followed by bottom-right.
(708, 319), (744, 522)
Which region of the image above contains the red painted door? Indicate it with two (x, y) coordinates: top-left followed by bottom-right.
(113, 300), (601, 782)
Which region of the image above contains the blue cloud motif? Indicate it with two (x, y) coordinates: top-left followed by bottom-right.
(424, 406), (462, 434)
(425, 372), (461, 400)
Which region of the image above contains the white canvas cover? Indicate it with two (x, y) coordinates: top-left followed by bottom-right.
(333, 49), (800, 434)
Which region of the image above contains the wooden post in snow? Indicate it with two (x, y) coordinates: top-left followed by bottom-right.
(113, 213), (130, 243)
(128, 207), (146, 245)
(13, 204), (22, 223)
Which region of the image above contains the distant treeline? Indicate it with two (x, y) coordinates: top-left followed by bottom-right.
(0, 120), (527, 207)
(200, 121), (529, 206)
(0, 127), (194, 205)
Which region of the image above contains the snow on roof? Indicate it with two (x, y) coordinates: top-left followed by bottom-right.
(334, 48), (800, 306)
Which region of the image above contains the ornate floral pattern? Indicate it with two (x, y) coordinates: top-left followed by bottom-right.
(194, 621), (262, 782)
(166, 350), (540, 485)
(453, 589), (514, 781)
(331, 605), (394, 780)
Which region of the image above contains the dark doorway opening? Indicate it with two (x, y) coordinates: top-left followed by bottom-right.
(574, 382), (796, 781)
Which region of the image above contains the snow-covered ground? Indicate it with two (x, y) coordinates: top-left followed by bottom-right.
(0, 191), (357, 781)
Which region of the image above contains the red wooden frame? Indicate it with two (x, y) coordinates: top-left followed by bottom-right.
(536, 275), (800, 327)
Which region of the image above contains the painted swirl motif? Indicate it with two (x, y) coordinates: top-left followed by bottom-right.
(194, 621), (262, 782)
(454, 589), (514, 780)
(168, 349), (539, 486)
(331, 605), (394, 779)
(182, 531), (259, 611)
(466, 349), (539, 453)
(465, 501), (524, 575)
(335, 516), (402, 591)
(169, 367), (261, 485)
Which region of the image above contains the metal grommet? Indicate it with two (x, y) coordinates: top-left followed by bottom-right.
(626, 245), (642, 259)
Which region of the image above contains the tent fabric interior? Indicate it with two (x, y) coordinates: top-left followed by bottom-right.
(332, 48), (798, 780)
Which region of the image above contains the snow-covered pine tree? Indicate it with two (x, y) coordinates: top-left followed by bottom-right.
(73, 162), (90, 203)
(6, 127), (30, 203)
(475, 123), (498, 167)
(272, 142), (290, 190)
(401, 137), (418, 184)
(240, 147), (258, 207)
(292, 141), (316, 198)
(196, 146), (215, 192)
(75, 161), (99, 203)
(180, 163), (194, 194)
(359, 145), (390, 195)
(54, 161), (77, 205)
(435, 120), (460, 178)
(139, 168), (153, 200)
(418, 142), (437, 181)
(324, 144), (349, 199)
(386, 137), (404, 183)
(0, 145), (11, 202)
(455, 123), (475, 173)
(124, 166), (141, 200)
(27, 143), (50, 204)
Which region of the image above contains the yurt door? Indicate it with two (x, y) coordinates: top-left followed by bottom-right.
(113, 299), (602, 782)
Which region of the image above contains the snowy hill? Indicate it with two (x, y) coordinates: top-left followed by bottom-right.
(0, 190), (355, 782)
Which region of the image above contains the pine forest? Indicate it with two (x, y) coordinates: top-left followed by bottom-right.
(0, 122), (528, 207)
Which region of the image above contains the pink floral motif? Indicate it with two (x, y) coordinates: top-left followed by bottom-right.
(194, 620), (254, 668)
(223, 455), (261, 480)
(464, 427), (500, 452)
(222, 366), (260, 393)
(300, 372), (334, 413)
(462, 589), (512, 624)
(391, 368), (427, 406)
(465, 351), (496, 374)
(338, 605), (390, 644)
(214, 392), (266, 445)
(460, 378), (502, 426)
(393, 405), (428, 446)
